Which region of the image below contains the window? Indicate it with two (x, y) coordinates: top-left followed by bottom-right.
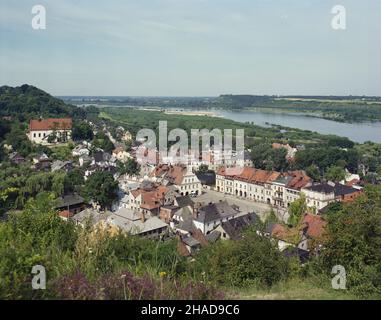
(33, 133), (36, 138)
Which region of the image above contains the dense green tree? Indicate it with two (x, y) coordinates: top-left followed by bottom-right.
(288, 193), (307, 226)
(64, 168), (85, 193)
(83, 171), (118, 209)
(306, 164), (321, 181)
(72, 121), (94, 141)
(325, 165), (346, 182)
(193, 229), (289, 287)
(319, 185), (381, 297)
(116, 158), (140, 176)
(92, 132), (114, 153)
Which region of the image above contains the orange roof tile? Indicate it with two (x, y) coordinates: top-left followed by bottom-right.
(29, 118), (72, 131)
(301, 214), (327, 239)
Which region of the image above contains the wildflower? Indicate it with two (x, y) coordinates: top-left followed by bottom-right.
(159, 271), (167, 278)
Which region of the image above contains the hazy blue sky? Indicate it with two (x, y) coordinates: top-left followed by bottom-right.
(0, 0), (380, 96)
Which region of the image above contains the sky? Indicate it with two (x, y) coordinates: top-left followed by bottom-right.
(0, 0), (380, 96)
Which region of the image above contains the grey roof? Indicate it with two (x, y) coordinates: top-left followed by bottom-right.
(304, 183), (358, 196)
(220, 212), (260, 240)
(274, 175), (293, 185)
(174, 207), (195, 232)
(113, 207), (141, 221)
(51, 160), (71, 171)
(72, 208), (110, 225)
(175, 195), (194, 208)
(93, 151), (111, 163)
(205, 230), (221, 243)
(194, 200), (240, 223)
(182, 235), (200, 247)
(55, 194), (85, 209)
(196, 172), (216, 185)
(106, 214), (168, 235)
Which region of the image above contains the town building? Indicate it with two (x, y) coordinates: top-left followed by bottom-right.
(112, 147), (132, 163)
(192, 200), (241, 234)
(101, 207), (168, 238)
(8, 152), (25, 165)
(150, 164), (202, 196)
(55, 194), (87, 220)
(216, 167), (311, 209)
(215, 212), (259, 240)
(28, 118), (72, 145)
(301, 182), (363, 212)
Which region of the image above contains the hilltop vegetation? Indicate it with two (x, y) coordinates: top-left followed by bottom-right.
(1, 186), (380, 299)
(0, 84), (86, 121)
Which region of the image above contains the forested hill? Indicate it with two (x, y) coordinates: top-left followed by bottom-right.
(0, 84), (86, 121)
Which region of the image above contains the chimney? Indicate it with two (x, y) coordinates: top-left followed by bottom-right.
(141, 212), (146, 223)
(193, 206), (199, 219)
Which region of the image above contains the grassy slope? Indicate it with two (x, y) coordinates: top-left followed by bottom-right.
(228, 278), (357, 300)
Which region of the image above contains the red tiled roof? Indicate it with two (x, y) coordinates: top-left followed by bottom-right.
(286, 171), (312, 190)
(301, 214), (327, 239)
(151, 164), (187, 185)
(58, 210), (73, 218)
(29, 118), (72, 131)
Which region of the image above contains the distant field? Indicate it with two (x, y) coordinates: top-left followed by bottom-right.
(275, 97), (381, 105)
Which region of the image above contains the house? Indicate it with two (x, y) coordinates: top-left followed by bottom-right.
(51, 160), (72, 172)
(159, 195), (194, 223)
(8, 152), (25, 164)
(266, 223), (301, 251)
(192, 200), (241, 234)
(79, 154), (92, 167)
(216, 167), (312, 209)
(302, 182), (363, 212)
(55, 194), (87, 219)
(196, 172), (216, 187)
(72, 208), (111, 228)
(177, 228), (209, 257)
(216, 166), (280, 204)
(150, 164), (202, 196)
(72, 144), (90, 157)
(272, 143), (298, 161)
(32, 152), (51, 171)
(32, 152), (49, 164)
(266, 213), (327, 253)
(28, 118), (72, 145)
(215, 212), (259, 240)
(102, 207), (168, 238)
(112, 147), (132, 163)
(121, 181), (177, 215)
(271, 171), (312, 208)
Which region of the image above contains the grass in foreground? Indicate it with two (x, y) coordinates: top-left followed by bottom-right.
(228, 278), (358, 300)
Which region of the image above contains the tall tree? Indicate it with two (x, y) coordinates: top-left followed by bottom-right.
(83, 171), (118, 209)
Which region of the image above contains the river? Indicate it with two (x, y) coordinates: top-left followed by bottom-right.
(211, 109), (381, 144)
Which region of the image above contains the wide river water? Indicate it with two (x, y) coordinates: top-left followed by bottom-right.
(87, 103), (381, 144)
(210, 109), (381, 144)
